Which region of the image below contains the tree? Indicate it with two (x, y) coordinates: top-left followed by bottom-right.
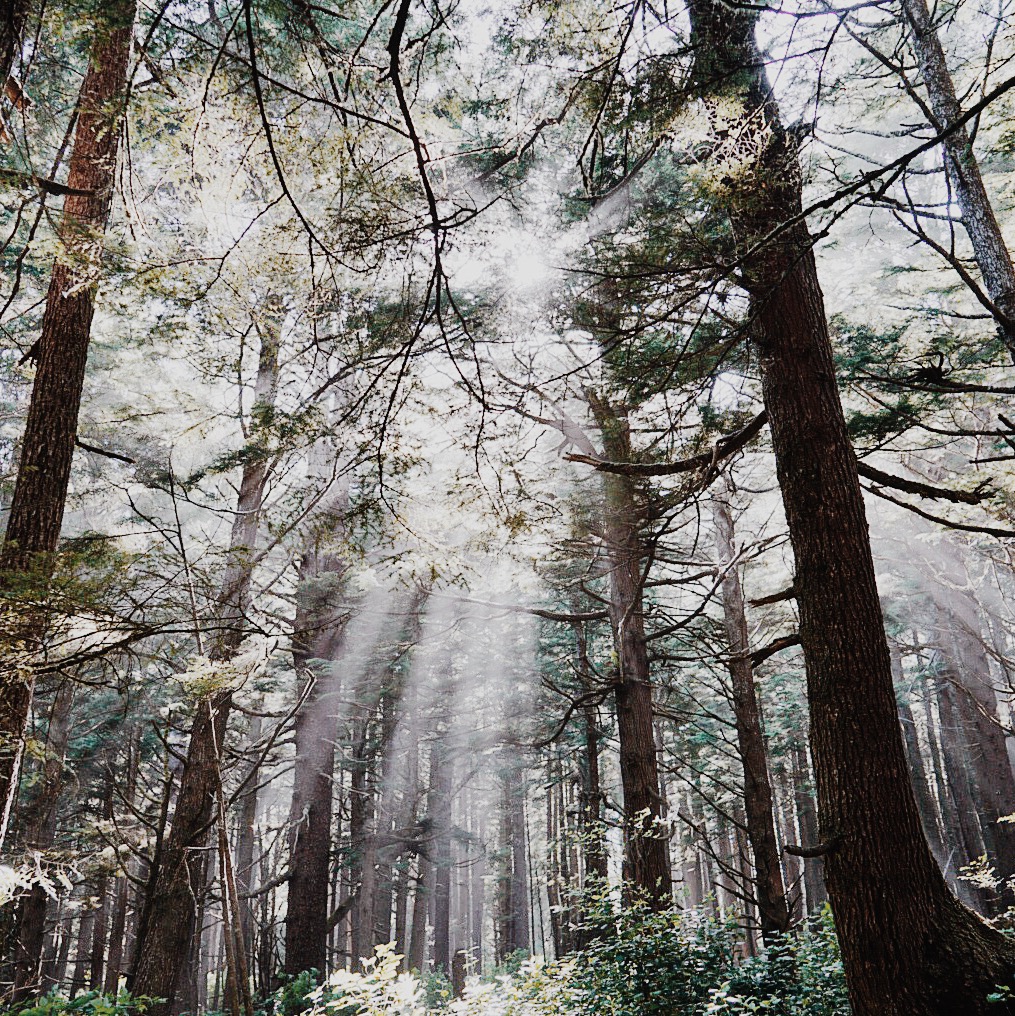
(0, 0), (136, 839)
(685, 0), (1015, 1010)
(130, 298), (282, 1016)
(712, 482), (791, 942)
(899, 0), (1015, 358)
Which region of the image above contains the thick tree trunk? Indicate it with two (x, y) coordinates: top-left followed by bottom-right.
(130, 307), (281, 1015)
(0, 0), (28, 89)
(712, 487), (791, 942)
(687, 4), (1015, 1010)
(900, 0), (1015, 356)
(588, 393), (671, 906)
(0, 0), (136, 842)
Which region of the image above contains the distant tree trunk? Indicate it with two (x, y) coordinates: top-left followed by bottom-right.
(944, 622), (1015, 906)
(50, 910), (72, 991)
(687, 2), (1015, 1009)
(349, 706), (377, 971)
(103, 733), (140, 996)
(587, 392), (671, 907)
(0, 0), (136, 844)
(69, 909), (95, 999)
(936, 678), (991, 897)
(712, 487), (791, 942)
(12, 680), (75, 1001)
(469, 809), (484, 972)
(900, 0), (1015, 357)
(572, 621), (608, 884)
(284, 548), (348, 979)
(896, 661), (948, 869)
(234, 715), (261, 977)
(788, 746), (824, 915)
(130, 303), (281, 1016)
(408, 855), (432, 972)
(430, 744), (453, 978)
(494, 752), (529, 963)
(102, 870), (130, 995)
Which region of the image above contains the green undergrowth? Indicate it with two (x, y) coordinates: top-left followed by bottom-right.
(275, 903), (850, 1016)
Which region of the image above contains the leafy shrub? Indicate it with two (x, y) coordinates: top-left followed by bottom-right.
(566, 897), (849, 1016)
(300, 944), (425, 1016)
(14, 990), (159, 1016)
(271, 968), (322, 1016)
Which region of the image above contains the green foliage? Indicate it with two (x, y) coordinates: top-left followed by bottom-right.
(14, 990), (160, 1016)
(568, 898), (850, 1016)
(270, 969), (322, 1016)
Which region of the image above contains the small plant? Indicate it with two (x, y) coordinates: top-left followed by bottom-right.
(14, 989), (160, 1016)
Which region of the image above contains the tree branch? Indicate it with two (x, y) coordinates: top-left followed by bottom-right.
(564, 411), (768, 477)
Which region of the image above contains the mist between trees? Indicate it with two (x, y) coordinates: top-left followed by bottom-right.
(6, 0), (1015, 1014)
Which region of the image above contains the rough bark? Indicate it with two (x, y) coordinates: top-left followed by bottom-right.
(900, 0), (1015, 356)
(713, 487), (792, 942)
(0, 0), (28, 89)
(588, 393), (671, 906)
(687, 4), (1015, 1010)
(0, 0), (136, 842)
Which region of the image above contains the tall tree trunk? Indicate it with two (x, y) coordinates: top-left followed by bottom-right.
(588, 392), (671, 906)
(0, 0), (136, 844)
(430, 744), (453, 977)
(686, 4), (1015, 1010)
(572, 621), (608, 884)
(234, 714), (261, 979)
(896, 656), (948, 869)
(408, 854), (432, 972)
(790, 745), (825, 915)
(900, 0), (1015, 356)
(712, 486), (791, 942)
(103, 730), (140, 996)
(130, 303), (281, 1016)
(69, 909), (95, 999)
(284, 548), (348, 979)
(349, 706), (377, 971)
